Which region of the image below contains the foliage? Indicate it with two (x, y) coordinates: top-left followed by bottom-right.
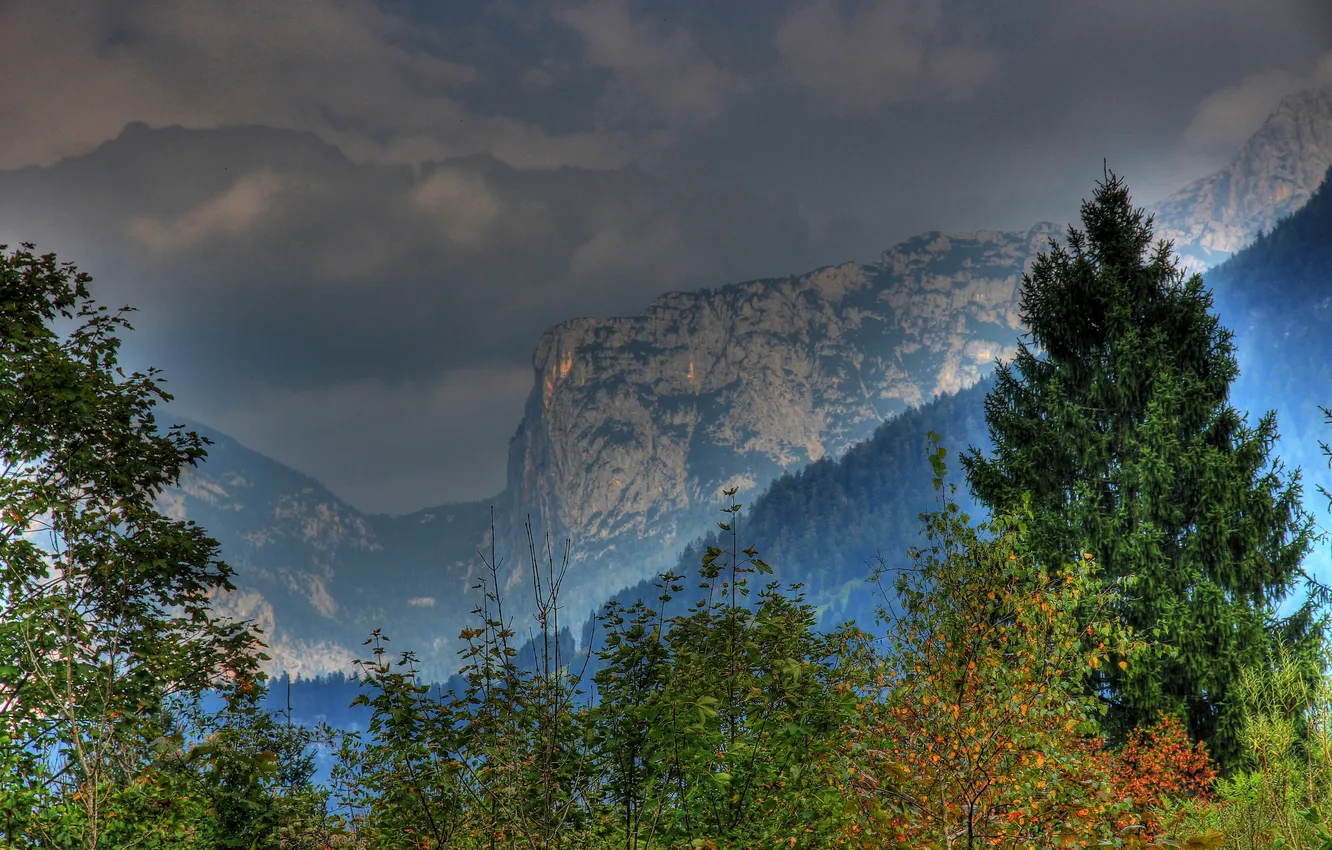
(333, 518), (603, 849)
(0, 242), (269, 847)
(1166, 634), (1332, 850)
(171, 681), (351, 849)
(1090, 713), (1218, 843)
(0, 242), (350, 848)
(959, 173), (1324, 774)
(335, 497), (876, 849)
(845, 433), (1161, 849)
(670, 383), (993, 631)
(590, 490), (876, 849)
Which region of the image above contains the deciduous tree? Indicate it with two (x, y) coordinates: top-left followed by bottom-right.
(0, 242), (266, 848)
(845, 435), (1153, 849)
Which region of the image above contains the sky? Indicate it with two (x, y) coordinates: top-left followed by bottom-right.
(1, 0), (1330, 515)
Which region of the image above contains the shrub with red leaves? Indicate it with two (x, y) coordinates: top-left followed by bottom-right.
(1097, 714), (1218, 842)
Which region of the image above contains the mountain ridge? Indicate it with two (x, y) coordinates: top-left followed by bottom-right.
(158, 413), (494, 679)
(1153, 85), (1332, 269)
(159, 85), (1332, 679)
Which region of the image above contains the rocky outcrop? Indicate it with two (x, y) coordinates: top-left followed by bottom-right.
(503, 225), (1062, 614)
(1152, 86), (1332, 270)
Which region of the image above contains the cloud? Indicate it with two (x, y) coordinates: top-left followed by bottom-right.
(127, 169), (287, 253)
(411, 168), (505, 247)
(555, 0), (752, 128)
(1183, 69), (1306, 156)
(407, 596), (436, 607)
(568, 217), (689, 284)
(0, 122), (827, 512)
(0, 0), (631, 171)
(773, 0), (999, 114)
(521, 66), (559, 90)
(1182, 51), (1332, 157)
(186, 367), (536, 515)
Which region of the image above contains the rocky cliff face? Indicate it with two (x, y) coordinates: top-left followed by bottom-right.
(503, 226), (1064, 613)
(1153, 85), (1332, 269)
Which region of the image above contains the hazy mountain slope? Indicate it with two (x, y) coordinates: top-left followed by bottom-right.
(1206, 165), (1332, 318)
(505, 226), (1053, 625)
(713, 165), (1332, 639)
(1204, 166), (1332, 588)
(671, 376), (994, 631)
(157, 415), (492, 679)
(502, 84), (1332, 634)
(555, 169), (1332, 679)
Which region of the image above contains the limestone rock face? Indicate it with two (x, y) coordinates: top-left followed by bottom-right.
(1152, 86), (1332, 269)
(502, 225), (1061, 612)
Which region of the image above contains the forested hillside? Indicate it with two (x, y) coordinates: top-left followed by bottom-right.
(1208, 164), (1332, 454)
(1206, 165), (1332, 592)
(576, 377), (994, 645)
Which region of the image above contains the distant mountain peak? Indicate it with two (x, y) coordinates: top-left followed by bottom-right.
(1152, 84), (1332, 268)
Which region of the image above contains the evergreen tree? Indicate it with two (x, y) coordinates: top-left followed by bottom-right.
(959, 172), (1325, 775)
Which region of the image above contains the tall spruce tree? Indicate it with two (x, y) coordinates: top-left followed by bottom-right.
(959, 171), (1325, 775)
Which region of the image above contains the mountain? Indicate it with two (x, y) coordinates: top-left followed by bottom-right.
(733, 165), (1332, 637)
(659, 376), (994, 633)
(156, 417), (492, 680)
(1154, 86), (1332, 270)
(1206, 163), (1332, 321)
(160, 85), (1332, 681)
(502, 225), (1053, 621)
(542, 166), (1332, 699)
(1203, 164), (1332, 585)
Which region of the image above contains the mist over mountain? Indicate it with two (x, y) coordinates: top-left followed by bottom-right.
(1205, 163), (1332, 586)
(159, 86), (1332, 683)
(1155, 86), (1332, 270)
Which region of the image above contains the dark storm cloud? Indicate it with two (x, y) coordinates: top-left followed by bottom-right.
(0, 123), (820, 511)
(0, 0), (631, 170)
(0, 0), (1328, 512)
(662, 0), (1332, 254)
